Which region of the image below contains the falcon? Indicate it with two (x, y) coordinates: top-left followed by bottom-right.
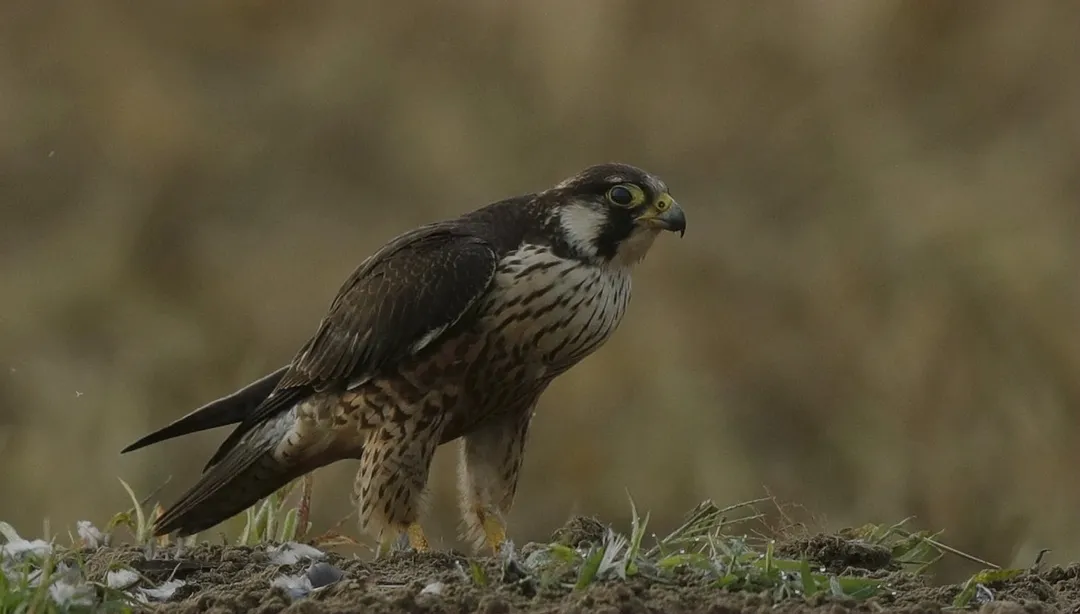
(121, 162), (686, 555)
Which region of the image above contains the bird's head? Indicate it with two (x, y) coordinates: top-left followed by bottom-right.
(547, 162), (686, 267)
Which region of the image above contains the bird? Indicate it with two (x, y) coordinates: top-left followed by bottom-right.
(120, 162), (686, 556)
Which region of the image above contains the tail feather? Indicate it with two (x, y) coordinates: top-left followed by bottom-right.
(121, 366), (288, 455)
(152, 426), (314, 537)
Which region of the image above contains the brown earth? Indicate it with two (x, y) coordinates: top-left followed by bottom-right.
(67, 518), (1080, 614)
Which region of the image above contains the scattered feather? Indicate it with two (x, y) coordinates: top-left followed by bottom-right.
(106, 568), (140, 590)
(522, 547), (555, 571)
(272, 572), (313, 600)
(0, 537), (53, 561)
(138, 579), (186, 602)
(268, 541), (326, 565)
(497, 539), (517, 562)
(76, 520), (107, 548)
(421, 581), (446, 596)
(48, 578), (97, 607)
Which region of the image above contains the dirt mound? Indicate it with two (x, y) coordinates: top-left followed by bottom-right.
(65, 519), (1080, 613)
(776, 533), (898, 574)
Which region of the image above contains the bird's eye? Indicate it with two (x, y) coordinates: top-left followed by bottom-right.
(606, 184), (640, 207)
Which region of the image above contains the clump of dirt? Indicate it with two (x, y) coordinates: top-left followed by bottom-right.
(67, 522), (1080, 613)
(776, 533), (898, 574)
(549, 515), (608, 548)
(885, 563), (1080, 611)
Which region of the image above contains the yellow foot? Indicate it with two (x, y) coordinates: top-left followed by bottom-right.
(475, 507), (507, 555)
(374, 522), (429, 557)
(407, 522), (430, 552)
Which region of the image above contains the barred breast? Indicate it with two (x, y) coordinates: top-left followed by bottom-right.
(338, 244), (634, 443)
(480, 244), (633, 377)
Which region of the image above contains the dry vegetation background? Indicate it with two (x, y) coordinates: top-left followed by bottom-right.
(2, 1), (1079, 579)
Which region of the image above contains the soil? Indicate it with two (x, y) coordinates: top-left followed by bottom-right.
(70, 519), (1080, 614)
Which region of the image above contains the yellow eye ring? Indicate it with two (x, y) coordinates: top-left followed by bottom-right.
(606, 183), (645, 207)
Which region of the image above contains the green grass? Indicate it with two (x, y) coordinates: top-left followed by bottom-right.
(2, 480), (1024, 611)
(462, 497), (887, 600)
(0, 521), (137, 614)
(104, 474), (321, 551)
(456, 495), (1019, 606)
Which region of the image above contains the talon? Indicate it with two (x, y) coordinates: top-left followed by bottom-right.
(407, 522), (430, 552)
(375, 532), (397, 559)
(476, 507), (507, 555)
(375, 523), (429, 557)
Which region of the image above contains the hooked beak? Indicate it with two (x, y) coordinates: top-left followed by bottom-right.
(635, 194), (686, 237)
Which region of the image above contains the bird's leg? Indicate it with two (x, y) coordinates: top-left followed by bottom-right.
(355, 418), (444, 556)
(372, 521), (430, 559)
(296, 472), (314, 540)
(457, 402), (535, 556)
(374, 531), (398, 559)
(473, 506), (507, 555)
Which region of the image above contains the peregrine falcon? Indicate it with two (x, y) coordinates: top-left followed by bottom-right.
(121, 162), (686, 555)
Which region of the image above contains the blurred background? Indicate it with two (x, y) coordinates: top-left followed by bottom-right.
(2, 0), (1079, 580)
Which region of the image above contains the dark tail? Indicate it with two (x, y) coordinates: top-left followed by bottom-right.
(121, 366), (288, 454)
(151, 420), (318, 537)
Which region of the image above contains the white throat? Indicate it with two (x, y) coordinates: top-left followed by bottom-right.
(612, 227), (659, 267)
(558, 203), (607, 261)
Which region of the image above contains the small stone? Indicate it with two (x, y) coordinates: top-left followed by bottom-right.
(306, 562), (345, 589)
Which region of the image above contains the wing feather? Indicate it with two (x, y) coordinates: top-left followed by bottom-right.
(204, 224), (498, 467)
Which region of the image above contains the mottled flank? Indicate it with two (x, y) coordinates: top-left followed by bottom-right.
(122, 162), (686, 553)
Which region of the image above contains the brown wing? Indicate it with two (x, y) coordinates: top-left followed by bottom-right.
(204, 224), (498, 467)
